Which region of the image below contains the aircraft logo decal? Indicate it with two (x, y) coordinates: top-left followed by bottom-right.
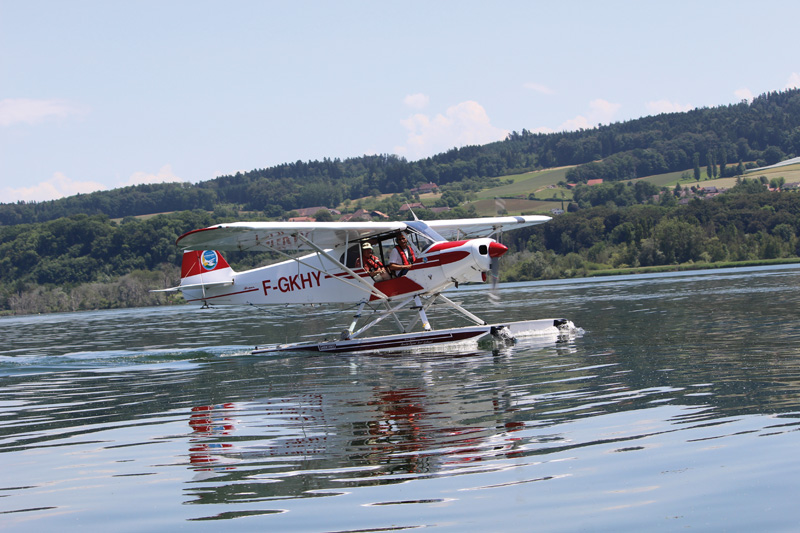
(201, 250), (219, 270)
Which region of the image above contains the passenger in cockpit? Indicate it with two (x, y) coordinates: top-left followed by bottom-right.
(388, 233), (417, 277)
(359, 242), (390, 281)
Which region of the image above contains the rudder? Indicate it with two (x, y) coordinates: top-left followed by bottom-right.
(181, 250), (232, 279)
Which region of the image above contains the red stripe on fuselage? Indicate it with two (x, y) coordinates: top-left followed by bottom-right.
(427, 240), (470, 252)
(185, 287), (259, 303)
(371, 276), (424, 300)
(323, 249), (469, 282)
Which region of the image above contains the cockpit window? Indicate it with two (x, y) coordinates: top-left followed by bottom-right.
(405, 221), (445, 252)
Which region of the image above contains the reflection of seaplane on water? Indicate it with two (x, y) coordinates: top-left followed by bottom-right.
(159, 215), (578, 354)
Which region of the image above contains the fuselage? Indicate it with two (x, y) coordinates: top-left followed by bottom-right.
(181, 237), (506, 306)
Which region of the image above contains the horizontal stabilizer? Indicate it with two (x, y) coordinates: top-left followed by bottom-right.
(150, 280), (234, 293)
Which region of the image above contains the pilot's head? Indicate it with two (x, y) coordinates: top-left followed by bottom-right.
(362, 242), (373, 254)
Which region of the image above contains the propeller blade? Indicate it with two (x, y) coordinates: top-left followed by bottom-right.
(488, 226), (506, 305)
(488, 256), (501, 305)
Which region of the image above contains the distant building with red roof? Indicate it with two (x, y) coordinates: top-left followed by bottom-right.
(399, 202), (425, 212)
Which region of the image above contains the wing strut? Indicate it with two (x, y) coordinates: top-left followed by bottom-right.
(294, 233), (388, 301)
(436, 294), (487, 325)
(344, 292), (488, 340)
(235, 234), (388, 302)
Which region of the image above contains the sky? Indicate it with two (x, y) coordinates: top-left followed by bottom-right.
(2, 1), (800, 203)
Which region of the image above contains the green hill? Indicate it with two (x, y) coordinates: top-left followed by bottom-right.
(2, 87), (799, 226)
(3, 87), (800, 314)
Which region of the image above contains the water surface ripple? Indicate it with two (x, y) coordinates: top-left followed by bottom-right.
(2, 265), (800, 531)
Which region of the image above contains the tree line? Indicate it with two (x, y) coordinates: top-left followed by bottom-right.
(562, 90), (800, 183)
(501, 182), (800, 281)
(3, 88), (800, 314)
(3, 177), (799, 315)
(2, 89), (799, 226)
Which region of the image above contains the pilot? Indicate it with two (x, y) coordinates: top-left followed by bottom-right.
(360, 242), (390, 281)
(388, 233), (417, 277)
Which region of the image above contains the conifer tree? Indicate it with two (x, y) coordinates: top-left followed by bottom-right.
(693, 153), (701, 181)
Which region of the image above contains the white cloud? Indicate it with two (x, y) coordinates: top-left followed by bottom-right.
(1, 165), (187, 203)
(553, 98), (622, 132)
(524, 82), (555, 95)
(0, 98), (85, 127)
(403, 93), (430, 110)
(588, 99), (622, 123)
(2, 172), (108, 202)
(557, 115), (592, 132)
(786, 73), (800, 90)
(734, 88), (754, 102)
(529, 126), (556, 134)
(395, 100), (508, 160)
(645, 99), (694, 114)
(123, 164), (186, 187)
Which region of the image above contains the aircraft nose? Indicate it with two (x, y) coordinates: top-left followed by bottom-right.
(488, 241), (508, 258)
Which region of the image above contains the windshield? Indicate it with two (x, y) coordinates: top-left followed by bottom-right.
(405, 221), (446, 252)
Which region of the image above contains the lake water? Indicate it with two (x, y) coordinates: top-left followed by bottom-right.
(2, 265), (800, 532)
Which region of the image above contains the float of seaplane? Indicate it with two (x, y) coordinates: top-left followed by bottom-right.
(157, 215), (579, 354)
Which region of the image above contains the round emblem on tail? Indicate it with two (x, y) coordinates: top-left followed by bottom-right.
(201, 250), (219, 270)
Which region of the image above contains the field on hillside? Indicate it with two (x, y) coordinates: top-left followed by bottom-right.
(744, 163), (800, 185)
(337, 161), (800, 219)
(638, 170), (690, 187)
(338, 167), (572, 215)
(468, 197), (559, 216)
(477, 167), (572, 199)
(637, 162), (800, 190)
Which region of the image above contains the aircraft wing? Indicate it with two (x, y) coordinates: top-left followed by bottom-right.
(176, 221), (408, 252)
(425, 215), (551, 240)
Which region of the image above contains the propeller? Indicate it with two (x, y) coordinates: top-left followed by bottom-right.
(487, 240), (507, 305)
(488, 197), (507, 305)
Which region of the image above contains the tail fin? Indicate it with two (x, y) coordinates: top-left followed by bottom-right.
(151, 250), (234, 294)
(174, 250), (235, 292)
(181, 250), (232, 279)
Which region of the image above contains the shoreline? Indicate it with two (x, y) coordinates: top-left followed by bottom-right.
(583, 257), (800, 278)
(5, 258), (800, 318)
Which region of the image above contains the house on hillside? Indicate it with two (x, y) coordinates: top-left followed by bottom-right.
(701, 186), (725, 198)
(410, 182), (439, 194)
(294, 206), (327, 217)
(294, 206), (341, 218)
(587, 179), (604, 186)
(400, 202), (425, 212)
(339, 209), (372, 222)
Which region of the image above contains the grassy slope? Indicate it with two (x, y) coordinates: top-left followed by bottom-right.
(463, 167), (575, 216)
(638, 162), (800, 189)
(341, 161), (800, 217)
(476, 167), (572, 199)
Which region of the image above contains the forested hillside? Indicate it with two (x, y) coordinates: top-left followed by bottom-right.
(501, 184), (800, 281)
(2, 88), (800, 315)
(2, 89), (799, 225)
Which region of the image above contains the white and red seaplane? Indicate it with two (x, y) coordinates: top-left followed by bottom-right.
(162, 215), (578, 354)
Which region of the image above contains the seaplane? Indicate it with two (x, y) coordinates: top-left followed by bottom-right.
(160, 215), (578, 354)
